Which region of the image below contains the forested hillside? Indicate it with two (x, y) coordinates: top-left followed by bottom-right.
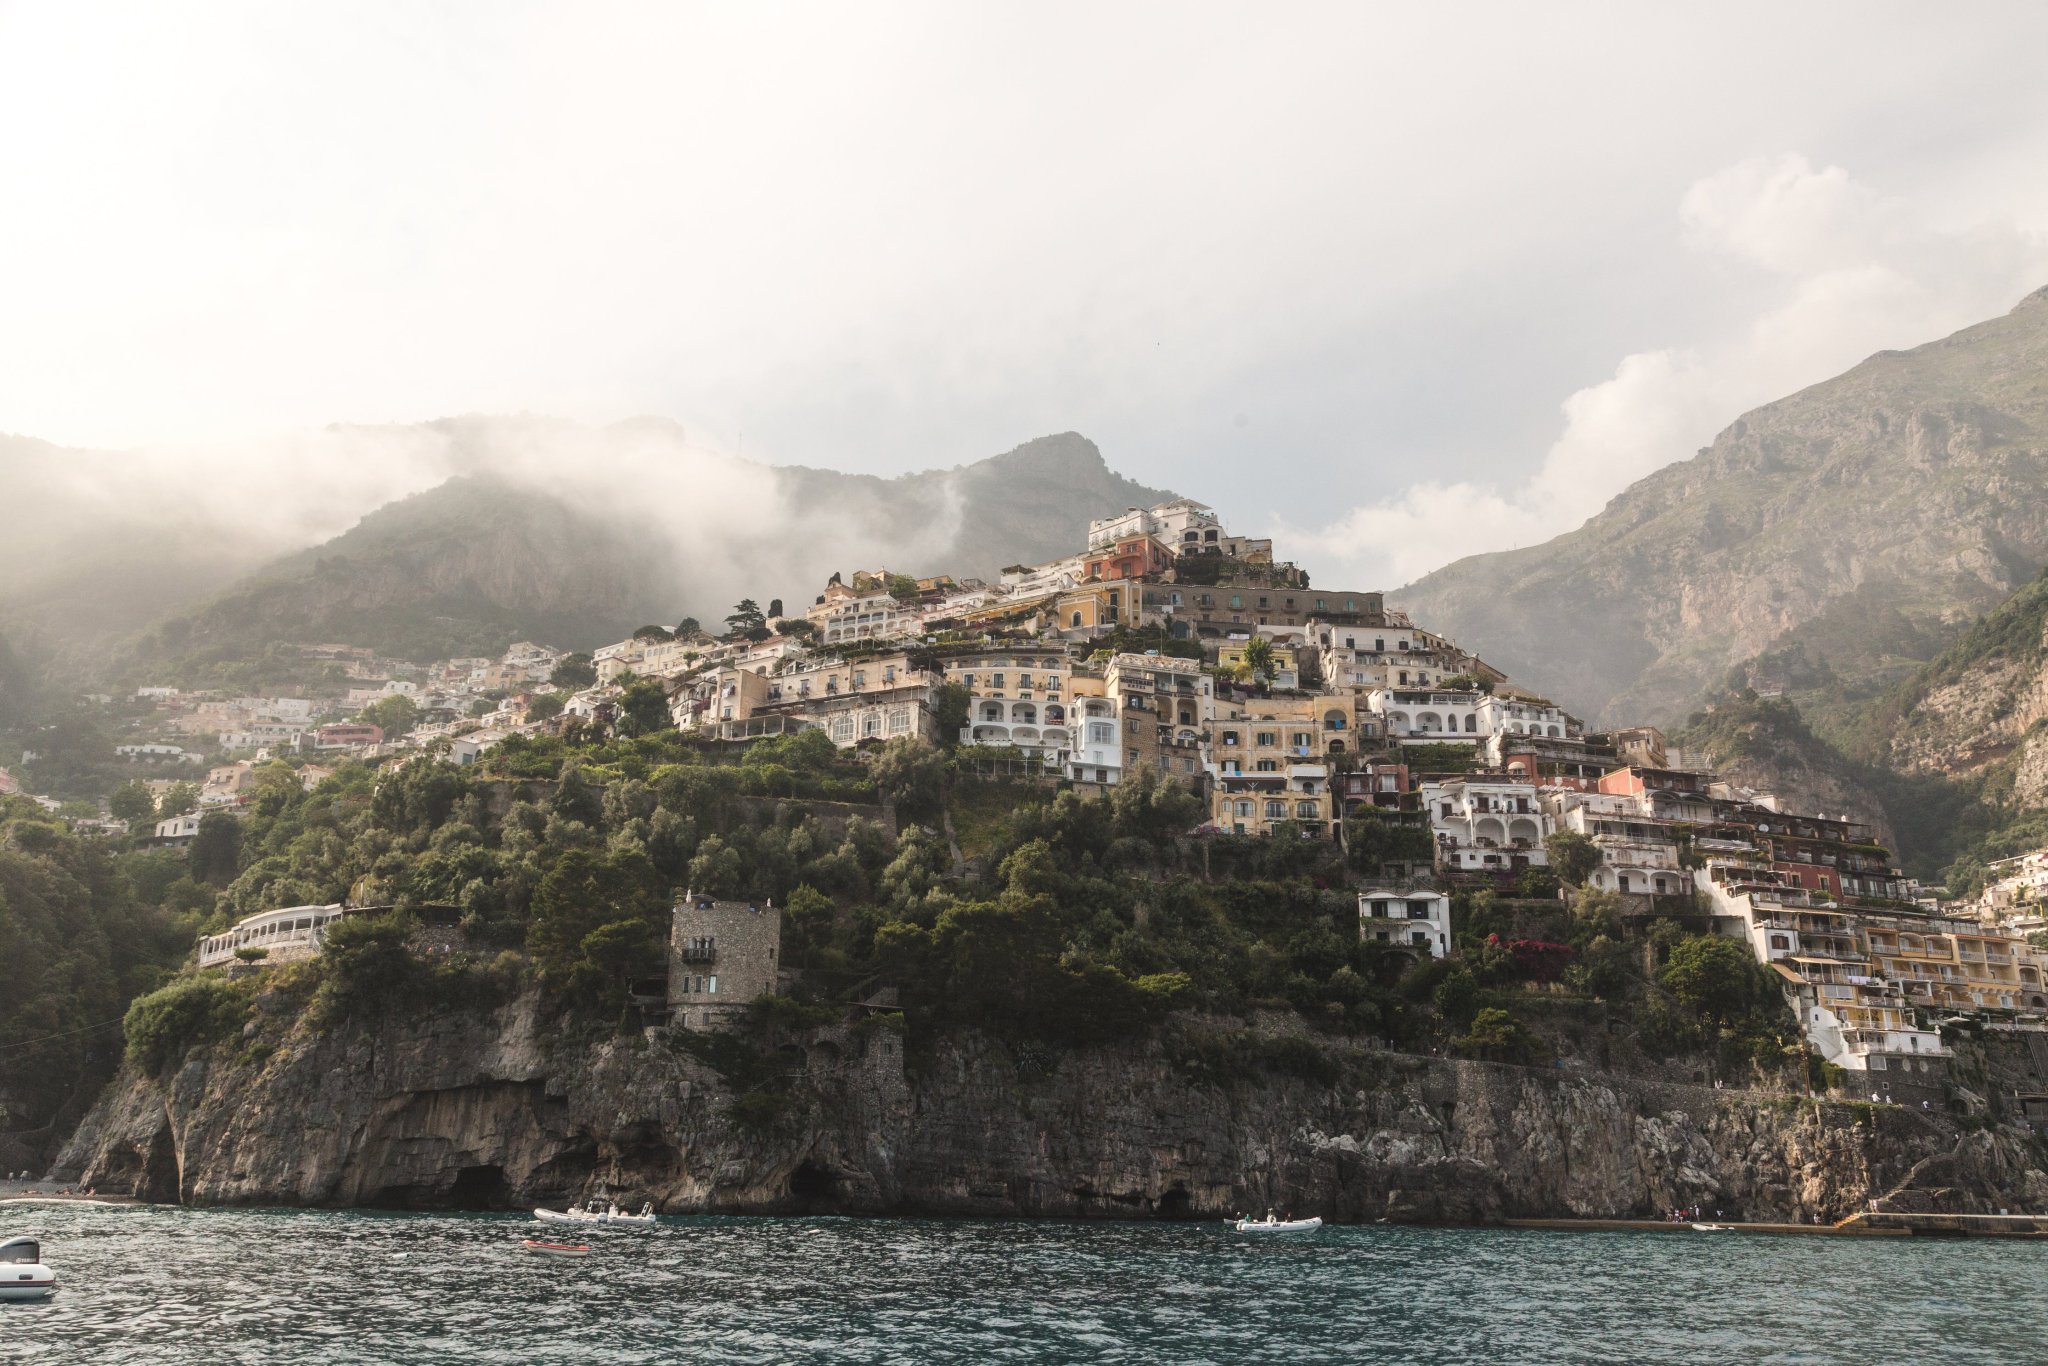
(0, 804), (193, 1170)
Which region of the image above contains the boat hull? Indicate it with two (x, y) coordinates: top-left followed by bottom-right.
(1233, 1218), (1323, 1233)
(0, 1277), (57, 1301)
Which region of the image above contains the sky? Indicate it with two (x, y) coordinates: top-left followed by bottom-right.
(5, 2), (2048, 590)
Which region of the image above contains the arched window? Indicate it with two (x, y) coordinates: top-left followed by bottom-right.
(1071, 611), (1084, 628)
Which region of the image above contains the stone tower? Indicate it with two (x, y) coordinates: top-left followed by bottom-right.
(666, 890), (782, 1030)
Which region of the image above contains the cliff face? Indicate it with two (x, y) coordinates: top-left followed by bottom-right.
(1881, 573), (2048, 807)
(52, 991), (2048, 1223)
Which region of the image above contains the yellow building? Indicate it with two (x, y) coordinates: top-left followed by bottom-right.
(1211, 695), (1330, 837)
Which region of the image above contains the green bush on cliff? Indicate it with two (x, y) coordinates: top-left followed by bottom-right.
(123, 976), (251, 1073)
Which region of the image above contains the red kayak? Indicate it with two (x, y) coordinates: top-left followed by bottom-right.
(521, 1239), (591, 1257)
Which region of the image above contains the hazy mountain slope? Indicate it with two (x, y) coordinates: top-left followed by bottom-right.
(136, 476), (676, 670)
(775, 432), (1172, 581)
(1394, 284), (2048, 727)
(117, 429), (1173, 678)
(0, 434), (272, 673)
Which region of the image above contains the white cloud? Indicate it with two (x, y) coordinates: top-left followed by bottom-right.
(1289, 154), (2048, 590)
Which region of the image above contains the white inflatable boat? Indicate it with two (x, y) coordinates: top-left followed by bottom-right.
(0, 1236), (56, 1301)
(533, 1199), (658, 1228)
(1233, 1216), (1323, 1233)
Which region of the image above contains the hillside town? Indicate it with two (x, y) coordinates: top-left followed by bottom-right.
(31, 496), (2048, 1092)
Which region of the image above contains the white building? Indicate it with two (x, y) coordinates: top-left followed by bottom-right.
(196, 904), (348, 969)
(1476, 694), (1576, 741)
(116, 743), (203, 763)
(1543, 791), (1686, 895)
(1358, 888), (1452, 957)
(447, 730), (509, 766)
(154, 813), (204, 844)
(1368, 688), (1492, 740)
(1420, 778), (1551, 875)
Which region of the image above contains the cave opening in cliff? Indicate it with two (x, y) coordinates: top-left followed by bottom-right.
(448, 1163), (512, 1210)
(1156, 1185), (1194, 1220)
(788, 1160), (839, 1210)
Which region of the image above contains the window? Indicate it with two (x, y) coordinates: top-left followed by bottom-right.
(1230, 595), (1243, 609)
(1222, 730), (1239, 746)
(992, 673), (1005, 688)
(1256, 731), (1277, 746)
(1295, 800), (1318, 818)
(1291, 732), (1311, 748)
(707, 975), (717, 994)
(831, 715), (855, 741)
(1265, 801), (1286, 819)
(1258, 596), (1269, 609)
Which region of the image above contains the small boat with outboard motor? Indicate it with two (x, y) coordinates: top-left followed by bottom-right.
(0, 1236), (57, 1301)
(520, 1239), (591, 1257)
(532, 1197), (658, 1228)
(1233, 1214), (1323, 1233)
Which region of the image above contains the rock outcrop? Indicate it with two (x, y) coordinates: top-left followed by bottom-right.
(51, 991), (2048, 1223)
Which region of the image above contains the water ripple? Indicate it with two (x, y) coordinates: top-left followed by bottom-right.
(0, 1206), (2042, 1363)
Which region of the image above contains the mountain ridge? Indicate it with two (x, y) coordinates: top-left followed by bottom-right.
(1394, 285), (2048, 728)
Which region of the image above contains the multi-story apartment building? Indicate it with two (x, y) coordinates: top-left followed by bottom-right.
(806, 581), (922, 645)
(1105, 653), (1213, 789)
(947, 647), (1079, 767)
(1212, 694), (1329, 837)
(1358, 888), (1452, 958)
(1420, 778), (1551, 876)
(1543, 790), (1686, 896)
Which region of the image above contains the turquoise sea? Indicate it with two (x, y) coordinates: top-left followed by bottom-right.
(2, 1203), (2043, 1363)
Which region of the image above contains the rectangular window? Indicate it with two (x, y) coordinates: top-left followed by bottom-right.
(708, 975), (717, 994)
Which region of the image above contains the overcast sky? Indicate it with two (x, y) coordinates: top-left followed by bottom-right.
(5, 2), (2048, 589)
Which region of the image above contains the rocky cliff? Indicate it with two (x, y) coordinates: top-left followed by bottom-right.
(51, 990), (2048, 1223)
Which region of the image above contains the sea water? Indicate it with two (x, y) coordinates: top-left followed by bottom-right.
(1, 1203), (2043, 1363)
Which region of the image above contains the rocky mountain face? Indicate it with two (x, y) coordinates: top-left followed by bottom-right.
(1395, 285), (2048, 729)
(1878, 569), (2048, 809)
(53, 989), (2048, 1223)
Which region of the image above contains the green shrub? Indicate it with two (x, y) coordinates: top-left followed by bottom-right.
(123, 977), (250, 1073)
